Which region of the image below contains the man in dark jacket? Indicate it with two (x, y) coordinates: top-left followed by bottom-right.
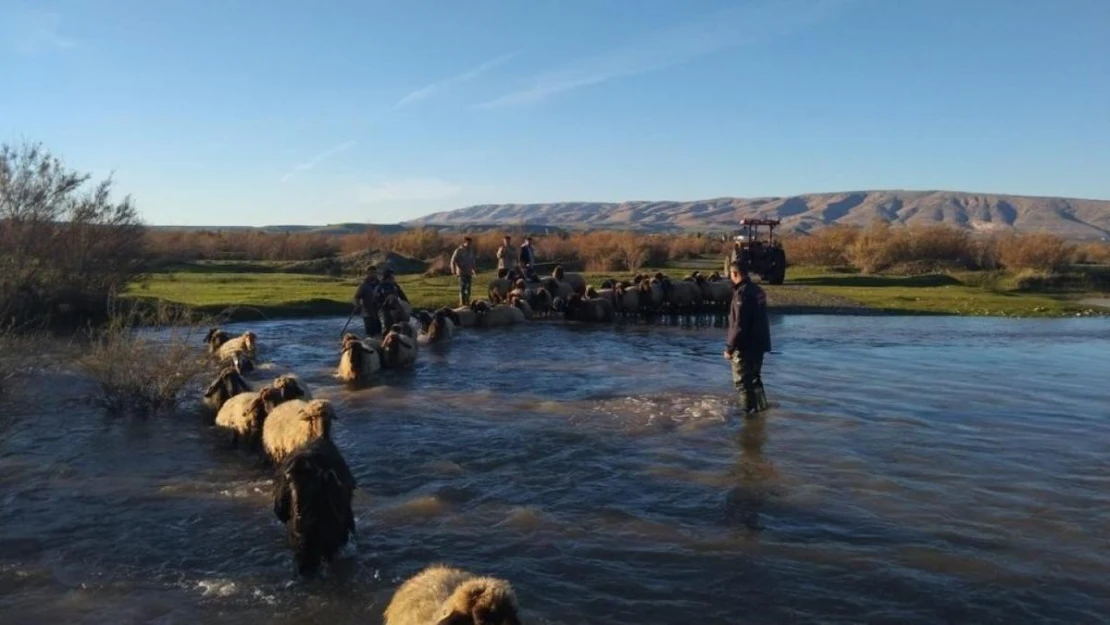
(353, 265), (382, 337)
(724, 261), (772, 414)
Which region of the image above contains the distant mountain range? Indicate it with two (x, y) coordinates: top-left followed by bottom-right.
(151, 190), (1110, 240)
(405, 190), (1110, 240)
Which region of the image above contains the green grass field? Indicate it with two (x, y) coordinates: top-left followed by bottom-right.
(124, 260), (1110, 322)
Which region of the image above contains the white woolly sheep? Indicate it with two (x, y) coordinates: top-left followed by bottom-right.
(382, 563), (523, 625)
(336, 333), (383, 382)
(216, 330), (258, 363)
(381, 323), (418, 369)
(214, 385), (284, 448)
(262, 398), (337, 466)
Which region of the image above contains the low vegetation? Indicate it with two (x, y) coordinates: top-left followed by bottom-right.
(76, 301), (212, 415)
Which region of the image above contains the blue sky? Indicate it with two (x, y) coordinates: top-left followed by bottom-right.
(1, 0), (1107, 226)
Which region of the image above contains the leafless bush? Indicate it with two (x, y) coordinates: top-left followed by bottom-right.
(784, 226), (860, 266)
(1, 141), (146, 330)
(76, 301), (211, 415)
(1073, 242), (1110, 265)
(997, 232), (1075, 273)
(424, 254), (452, 277)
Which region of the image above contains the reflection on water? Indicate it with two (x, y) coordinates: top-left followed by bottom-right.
(2, 315), (1110, 624)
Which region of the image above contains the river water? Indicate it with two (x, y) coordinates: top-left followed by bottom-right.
(2, 315), (1109, 624)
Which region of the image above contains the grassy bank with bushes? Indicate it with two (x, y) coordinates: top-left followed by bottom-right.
(122, 260), (1110, 321)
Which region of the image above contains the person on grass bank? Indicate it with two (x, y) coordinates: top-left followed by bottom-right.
(723, 261), (772, 415)
(450, 236), (478, 307)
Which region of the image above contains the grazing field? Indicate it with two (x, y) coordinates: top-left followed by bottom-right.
(123, 260), (1110, 321)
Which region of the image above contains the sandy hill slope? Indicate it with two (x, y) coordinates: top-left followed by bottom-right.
(405, 190), (1110, 239)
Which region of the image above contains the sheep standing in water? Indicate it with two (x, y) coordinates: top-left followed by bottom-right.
(262, 398), (337, 466)
(451, 306), (479, 328)
(563, 293), (616, 323)
(551, 264), (587, 296)
(336, 333), (383, 382)
(383, 564), (523, 625)
(272, 435), (357, 577)
(381, 323), (418, 369)
(509, 294), (534, 320)
(214, 385), (283, 448)
(416, 308), (461, 344)
(202, 366), (251, 415)
(477, 303), (526, 328)
(216, 330), (258, 363)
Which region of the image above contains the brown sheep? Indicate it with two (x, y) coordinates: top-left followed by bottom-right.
(336, 333), (383, 382)
(262, 398), (337, 466)
(382, 563), (523, 625)
(416, 307), (461, 343)
(526, 286), (553, 317)
(272, 435), (357, 577)
(541, 277), (574, 301)
(202, 366), (251, 415)
(508, 294), (534, 320)
(381, 323), (418, 369)
(477, 303), (526, 328)
(487, 268), (515, 304)
(204, 327), (231, 354)
(551, 264), (586, 295)
(564, 293), (616, 322)
(272, 373), (312, 402)
(451, 306), (479, 328)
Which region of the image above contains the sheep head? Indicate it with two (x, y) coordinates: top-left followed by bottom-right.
(273, 375), (308, 402)
(435, 577), (522, 625)
(204, 366), (251, 405)
(205, 327), (230, 351)
(585, 286), (598, 298)
(552, 264), (565, 281)
(247, 386), (282, 432)
(300, 399), (335, 439)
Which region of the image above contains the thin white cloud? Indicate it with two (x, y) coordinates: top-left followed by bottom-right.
(476, 0), (857, 108)
(280, 140), (357, 182)
(395, 50), (521, 108)
(4, 10), (77, 54)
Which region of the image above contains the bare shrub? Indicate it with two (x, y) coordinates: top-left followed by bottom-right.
(784, 226), (860, 266)
(849, 221), (906, 273)
(905, 225), (975, 269)
(1, 141), (146, 330)
(1074, 242), (1110, 265)
(997, 232), (1075, 273)
(76, 301), (212, 415)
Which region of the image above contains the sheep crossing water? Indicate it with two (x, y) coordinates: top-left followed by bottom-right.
(195, 266), (733, 619)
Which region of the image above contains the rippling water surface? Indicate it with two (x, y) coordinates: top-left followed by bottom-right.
(2, 315), (1109, 624)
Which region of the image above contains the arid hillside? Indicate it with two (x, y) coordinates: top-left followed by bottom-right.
(405, 190), (1110, 240)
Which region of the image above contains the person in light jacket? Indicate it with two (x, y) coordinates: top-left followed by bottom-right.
(449, 236), (478, 307)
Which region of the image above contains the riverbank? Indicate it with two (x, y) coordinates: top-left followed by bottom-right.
(122, 261), (1110, 323)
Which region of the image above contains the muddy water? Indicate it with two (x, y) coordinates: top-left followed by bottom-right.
(2, 315), (1109, 624)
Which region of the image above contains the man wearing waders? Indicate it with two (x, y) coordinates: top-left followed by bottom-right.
(724, 260), (772, 415)
(353, 265), (383, 337)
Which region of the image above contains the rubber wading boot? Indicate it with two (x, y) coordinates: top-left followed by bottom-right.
(754, 379), (768, 412)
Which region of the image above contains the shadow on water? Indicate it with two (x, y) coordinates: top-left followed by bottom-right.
(2, 315), (1110, 624)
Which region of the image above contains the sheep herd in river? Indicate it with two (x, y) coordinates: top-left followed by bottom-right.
(194, 265), (731, 623)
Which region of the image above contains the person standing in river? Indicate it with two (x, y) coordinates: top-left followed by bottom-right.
(449, 236), (477, 307)
(352, 264), (382, 337)
(724, 260), (772, 415)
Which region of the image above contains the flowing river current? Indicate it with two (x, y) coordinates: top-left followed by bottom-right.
(2, 315), (1109, 624)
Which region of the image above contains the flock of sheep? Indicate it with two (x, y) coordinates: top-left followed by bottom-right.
(190, 265), (733, 624)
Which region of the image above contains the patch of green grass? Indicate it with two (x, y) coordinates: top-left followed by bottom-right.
(125, 260), (1107, 321)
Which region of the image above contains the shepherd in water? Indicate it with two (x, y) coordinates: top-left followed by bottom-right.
(352, 264), (382, 337)
(724, 260), (772, 415)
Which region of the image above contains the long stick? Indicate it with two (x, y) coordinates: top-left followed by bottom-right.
(340, 308), (355, 337)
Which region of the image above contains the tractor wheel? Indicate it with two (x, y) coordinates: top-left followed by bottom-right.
(768, 248), (787, 285)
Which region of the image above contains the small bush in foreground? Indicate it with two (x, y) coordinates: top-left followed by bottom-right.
(76, 302), (211, 415)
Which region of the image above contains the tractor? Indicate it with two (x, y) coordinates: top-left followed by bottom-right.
(724, 218), (788, 285)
